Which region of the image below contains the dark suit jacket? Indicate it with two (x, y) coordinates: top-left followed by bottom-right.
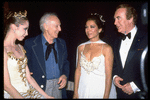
(24, 34), (70, 98)
(112, 29), (148, 98)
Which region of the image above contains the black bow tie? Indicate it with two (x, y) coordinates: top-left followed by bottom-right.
(45, 42), (58, 63)
(121, 32), (131, 40)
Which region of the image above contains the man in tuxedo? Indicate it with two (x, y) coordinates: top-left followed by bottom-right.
(24, 13), (70, 99)
(112, 4), (148, 98)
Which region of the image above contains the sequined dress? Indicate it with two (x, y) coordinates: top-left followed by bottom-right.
(4, 45), (44, 98)
(77, 40), (116, 98)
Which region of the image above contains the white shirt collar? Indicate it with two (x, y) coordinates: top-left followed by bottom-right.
(123, 25), (137, 42)
(129, 25), (137, 40)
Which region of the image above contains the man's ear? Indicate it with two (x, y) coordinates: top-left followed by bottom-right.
(129, 16), (134, 24)
(43, 23), (47, 30)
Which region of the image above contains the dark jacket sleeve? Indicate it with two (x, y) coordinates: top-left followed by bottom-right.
(24, 39), (33, 68)
(58, 38), (70, 79)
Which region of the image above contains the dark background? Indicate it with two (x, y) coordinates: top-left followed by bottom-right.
(3, 1), (148, 98)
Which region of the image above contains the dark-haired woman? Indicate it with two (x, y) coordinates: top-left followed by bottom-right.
(73, 13), (116, 98)
(3, 10), (54, 99)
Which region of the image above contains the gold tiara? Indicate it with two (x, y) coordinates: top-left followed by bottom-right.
(13, 10), (27, 19)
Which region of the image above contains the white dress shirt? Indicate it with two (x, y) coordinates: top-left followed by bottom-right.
(119, 26), (137, 68)
(114, 26), (140, 93)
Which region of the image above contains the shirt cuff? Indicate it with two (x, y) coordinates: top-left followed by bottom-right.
(113, 75), (118, 81)
(130, 81), (141, 93)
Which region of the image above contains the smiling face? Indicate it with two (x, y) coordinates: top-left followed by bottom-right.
(85, 20), (102, 40)
(114, 8), (133, 34)
(44, 15), (61, 40)
(15, 20), (29, 41)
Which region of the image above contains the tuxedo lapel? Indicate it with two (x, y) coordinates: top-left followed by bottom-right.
(32, 35), (46, 75)
(124, 30), (143, 69)
(114, 38), (124, 69)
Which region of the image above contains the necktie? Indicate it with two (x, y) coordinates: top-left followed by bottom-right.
(45, 42), (58, 63)
(121, 32), (131, 40)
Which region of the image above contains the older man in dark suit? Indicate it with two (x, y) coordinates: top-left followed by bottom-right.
(112, 4), (148, 98)
(24, 13), (69, 99)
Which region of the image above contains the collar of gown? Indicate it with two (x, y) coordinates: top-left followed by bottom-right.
(76, 40), (106, 67)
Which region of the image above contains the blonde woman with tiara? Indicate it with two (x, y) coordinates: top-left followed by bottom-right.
(3, 10), (54, 99)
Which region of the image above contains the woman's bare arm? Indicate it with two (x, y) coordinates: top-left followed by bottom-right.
(103, 44), (114, 98)
(26, 65), (54, 99)
(4, 48), (23, 98)
(73, 45), (83, 99)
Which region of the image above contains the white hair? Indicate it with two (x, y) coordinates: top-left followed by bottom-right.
(39, 12), (57, 32)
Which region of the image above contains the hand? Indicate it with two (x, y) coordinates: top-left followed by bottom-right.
(46, 96), (55, 99)
(73, 91), (78, 99)
(73, 93), (78, 99)
(58, 75), (67, 89)
(122, 83), (134, 95)
(114, 76), (123, 89)
(30, 72), (33, 75)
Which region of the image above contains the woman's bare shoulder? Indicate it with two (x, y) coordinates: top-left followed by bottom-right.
(78, 44), (85, 53)
(103, 44), (113, 55)
(103, 43), (112, 50)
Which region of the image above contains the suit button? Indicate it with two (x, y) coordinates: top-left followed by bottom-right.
(42, 75), (45, 78)
(41, 85), (44, 88)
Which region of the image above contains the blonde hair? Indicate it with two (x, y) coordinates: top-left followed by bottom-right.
(4, 10), (28, 36)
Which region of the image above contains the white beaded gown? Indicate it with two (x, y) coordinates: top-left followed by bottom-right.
(4, 45), (44, 98)
(76, 40), (116, 99)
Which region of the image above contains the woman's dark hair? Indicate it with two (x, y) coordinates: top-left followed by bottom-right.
(86, 13), (105, 33)
(4, 10), (28, 37)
